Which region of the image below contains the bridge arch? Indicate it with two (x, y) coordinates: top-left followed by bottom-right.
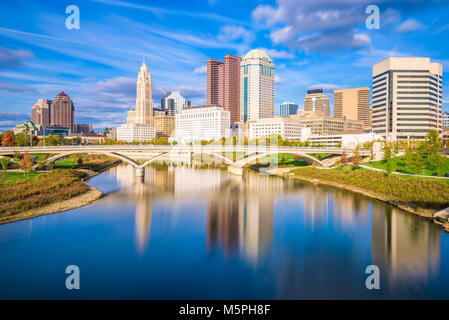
(34, 151), (141, 169)
(140, 151), (238, 168)
(236, 151), (328, 168)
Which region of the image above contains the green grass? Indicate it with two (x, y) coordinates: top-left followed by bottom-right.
(53, 156), (121, 172)
(291, 166), (449, 213)
(364, 155), (449, 177)
(307, 153), (331, 160)
(54, 159), (76, 169)
(0, 171), (42, 183)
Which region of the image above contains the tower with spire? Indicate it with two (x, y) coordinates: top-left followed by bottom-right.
(117, 60), (156, 143)
(127, 61), (154, 125)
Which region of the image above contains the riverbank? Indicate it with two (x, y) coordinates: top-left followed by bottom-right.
(267, 166), (449, 232)
(0, 158), (121, 225)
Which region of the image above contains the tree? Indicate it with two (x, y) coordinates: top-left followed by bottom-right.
(340, 151), (348, 166)
(19, 152), (33, 173)
(2, 132), (15, 147)
(1, 157), (10, 171)
(384, 145), (392, 174)
(352, 146), (362, 168)
(45, 134), (64, 146)
(14, 132), (30, 146)
(446, 139), (449, 150)
(70, 154), (78, 164)
(13, 151), (22, 162)
(404, 147), (414, 171)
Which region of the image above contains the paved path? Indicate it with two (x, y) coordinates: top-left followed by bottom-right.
(360, 165), (449, 180)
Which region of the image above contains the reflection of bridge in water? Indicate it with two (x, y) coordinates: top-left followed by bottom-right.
(0, 144), (377, 176)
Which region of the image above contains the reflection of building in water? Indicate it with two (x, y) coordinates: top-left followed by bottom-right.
(332, 190), (370, 229)
(207, 172), (283, 263)
(114, 165), (157, 255)
(174, 166), (227, 200)
(301, 184), (331, 228)
(371, 202), (440, 283)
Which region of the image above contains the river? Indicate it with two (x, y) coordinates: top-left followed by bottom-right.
(0, 164), (448, 299)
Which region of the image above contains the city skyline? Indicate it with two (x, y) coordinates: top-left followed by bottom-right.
(0, 0), (449, 133)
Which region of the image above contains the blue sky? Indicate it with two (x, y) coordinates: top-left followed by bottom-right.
(0, 0), (448, 132)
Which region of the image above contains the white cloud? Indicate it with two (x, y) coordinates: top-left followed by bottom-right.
(193, 65), (207, 74)
(274, 75), (283, 83)
(259, 48), (294, 59)
(397, 19), (426, 33)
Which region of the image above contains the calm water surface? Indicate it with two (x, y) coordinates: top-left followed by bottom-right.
(0, 164), (448, 299)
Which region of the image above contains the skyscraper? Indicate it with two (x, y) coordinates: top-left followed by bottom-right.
(207, 59), (224, 106)
(161, 91), (191, 116)
(304, 89), (330, 117)
(117, 61), (156, 142)
(280, 102), (299, 117)
(31, 98), (51, 128)
(372, 57), (443, 140)
(50, 91), (74, 131)
(126, 61), (154, 126)
(334, 87), (370, 129)
(207, 55), (242, 123)
(240, 49), (274, 122)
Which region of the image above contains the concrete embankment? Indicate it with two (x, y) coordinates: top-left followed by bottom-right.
(434, 208), (449, 232)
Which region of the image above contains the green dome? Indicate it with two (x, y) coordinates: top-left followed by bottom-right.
(243, 49), (271, 61)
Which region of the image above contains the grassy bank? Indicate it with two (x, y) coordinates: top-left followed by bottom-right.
(364, 155), (449, 177)
(0, 170), (90, 223)
(0, 156), (122, 224)
(289, 166), (449, 216)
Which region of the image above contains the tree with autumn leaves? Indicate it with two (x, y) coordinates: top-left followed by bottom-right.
(2, 132), (15, 147)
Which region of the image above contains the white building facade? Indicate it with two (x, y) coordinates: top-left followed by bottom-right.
(174, 105), (230, 144)
(248, 117), (309, 140)
(240, 49), (274, 123)
(116, 124), (155, 142)
(307, 132), (382, 148)
(372, 57), (443, 140)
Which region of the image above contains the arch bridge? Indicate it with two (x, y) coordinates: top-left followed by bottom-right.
(0, 145), (374, 176)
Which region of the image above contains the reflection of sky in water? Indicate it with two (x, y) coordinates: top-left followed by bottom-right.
(0, 164), (448, 299)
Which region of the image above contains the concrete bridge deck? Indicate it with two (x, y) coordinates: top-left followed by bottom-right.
(0, 145), (374, 176)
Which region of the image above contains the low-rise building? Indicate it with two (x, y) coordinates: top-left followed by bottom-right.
(117, 123), (156, 143)
(307, 132), (381, 148)
(13, 120), (41, 136)
(101, 127), (117, 139)
(174, 105), (230, 144)
(154, 115), (175, 138)
(73, 124), (93, 135)
(44, 126), (70, 137)
(290, 110), (364, 135)
(248, 117), (309, 140)
(67, 133), (105, 144)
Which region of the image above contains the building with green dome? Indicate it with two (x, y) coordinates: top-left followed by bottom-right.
(240, 49), (274, 123)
